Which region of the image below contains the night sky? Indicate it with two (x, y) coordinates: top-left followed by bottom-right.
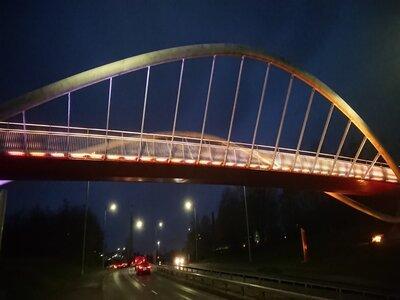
(0, 1), (399, 253)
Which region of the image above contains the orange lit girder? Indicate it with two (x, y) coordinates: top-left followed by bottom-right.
(0, 155), (398, 196)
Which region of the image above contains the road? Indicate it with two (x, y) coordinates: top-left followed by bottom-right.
(102, 268), (226, 300)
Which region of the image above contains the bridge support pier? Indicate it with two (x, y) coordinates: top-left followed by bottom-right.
(0, 190), (7, 253)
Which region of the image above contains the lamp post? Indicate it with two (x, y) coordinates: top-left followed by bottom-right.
(154, 221), (164, 262)
(104, 202), (118, 229)
(184, 199), (197, 262)
(81, 181), (90, 276)
(103, 201), (118, 267)
(132, 218), (144, 256)
(156, 240), (161, 261)
(243, 186), (252, 263)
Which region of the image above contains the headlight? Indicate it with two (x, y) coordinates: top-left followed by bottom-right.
(174, 256), (185, 266)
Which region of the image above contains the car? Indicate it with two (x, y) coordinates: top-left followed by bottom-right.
(108, 262), (128, 270)
(132, 255), (146, 270)
(174, 256), (185, 266)
(134, 256), (146, 267)
(136, 261), (151, 275)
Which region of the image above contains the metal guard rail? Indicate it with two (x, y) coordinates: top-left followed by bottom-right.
(159, 265), (398, 299)
(157, 265), (327, 299)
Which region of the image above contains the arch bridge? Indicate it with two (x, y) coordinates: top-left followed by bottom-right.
(0, 44), (399, 222)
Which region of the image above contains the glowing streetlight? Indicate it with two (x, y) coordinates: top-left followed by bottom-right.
(184, 199), (193, 211)
(135, 219), (144, 230)
(105, 202), (118, 233)
(158, 221), (164, 229)
(157, 240), (161, 246)
(109, 202), (117, 212)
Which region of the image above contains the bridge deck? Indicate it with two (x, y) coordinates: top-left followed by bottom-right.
(0, 123), (398, 195)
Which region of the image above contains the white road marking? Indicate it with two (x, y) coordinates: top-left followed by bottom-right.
(123, 272), (142, 290)
(178, 285), (199, 296)
(178, 294), (192, 300)
(151, 290), (158, 295)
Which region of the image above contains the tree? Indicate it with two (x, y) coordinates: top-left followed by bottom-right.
(3, 200), (103, 268)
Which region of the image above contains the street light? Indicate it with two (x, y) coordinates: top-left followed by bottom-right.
(158, 221), (164, 229)
(155, 240), (161, 264)
(184, 200), (193, 211)
(103, 201), (118, 268)
(135, 219), (144, 230)
(105, 202), (118, 227)
(109, 202), (117, 212)
(183, 198), (197, 262)
(154, 220), (164, 262)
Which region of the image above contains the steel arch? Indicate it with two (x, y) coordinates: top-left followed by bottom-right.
(0, 44), (399, 222)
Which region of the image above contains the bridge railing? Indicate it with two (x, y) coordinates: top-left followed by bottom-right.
(0, 122), (396, 183)
(0, 121), (383, 164)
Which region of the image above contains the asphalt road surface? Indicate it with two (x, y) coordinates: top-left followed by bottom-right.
(102, 268), (226, 300)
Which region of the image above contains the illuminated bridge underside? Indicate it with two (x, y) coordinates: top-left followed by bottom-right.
(0, 44), (399, 222)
